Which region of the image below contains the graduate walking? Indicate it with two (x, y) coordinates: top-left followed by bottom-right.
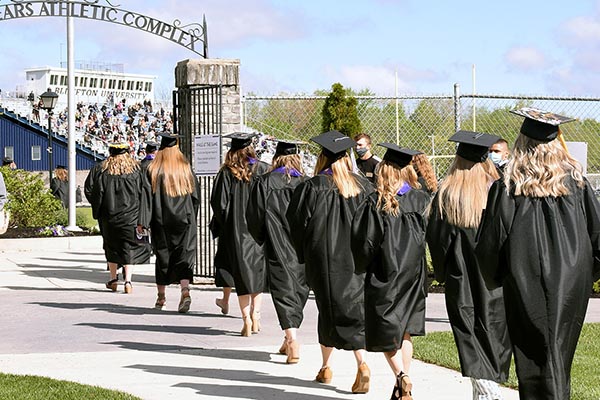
(426, 131), (512, 400)
(351, 144), (430, 400)
(246, 140), (309, 364)
(139, 133), (199, 313)
(210, 132), (270, 336)
(476, 108), (600, 400)
(287, 130), (373, 394)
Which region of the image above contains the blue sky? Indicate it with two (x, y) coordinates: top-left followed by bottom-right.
(1, 0), (599, 101)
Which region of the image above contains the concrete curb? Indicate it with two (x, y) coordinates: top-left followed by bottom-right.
(0, 235), (103, 252)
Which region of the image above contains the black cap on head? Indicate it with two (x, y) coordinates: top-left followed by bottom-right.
(274, 139), (304, 157)
(310, 130), (356, 160)
(2, 156), (14, 165)
(378, 143), (421, 168)
(145, 141), (159, 153)
(158, 133), (182, 149)
(108, 143), (130, 156)
(224, 132), (258, 150)
(449, 131), (500, 163)
(56, 165), (67, 170)
(510, 107), (575, 142)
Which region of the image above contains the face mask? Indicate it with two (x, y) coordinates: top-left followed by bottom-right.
(488, 151), (502, 166)
(355, 147), (368, 157)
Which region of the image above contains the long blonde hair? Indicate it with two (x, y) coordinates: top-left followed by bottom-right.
(314, 152), (362, 198)
(223, 146), (257, 182)
(103, 153), (139, 175)
(54, 167), (68, 182)
(147, 146), (195, 197)
(270, 154), (304, 181)
(412, 153), (438, 193)
(376, 161), (420, 216)
(504, 133), (584, 197)
(435, 156), (499, 228)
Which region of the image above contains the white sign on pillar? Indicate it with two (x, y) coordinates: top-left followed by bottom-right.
(194, 135), (221, 176)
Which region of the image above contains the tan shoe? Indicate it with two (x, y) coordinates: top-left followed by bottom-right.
(286, 340), (300, 364)
(399, 372), (413, 400)
(178, 288), (191, 313)
(315, 366), (332, 384)
(251, 311), (261, 333)
(154, 293), (166, 310)
(278, 337), (288, 354)
(351, 362), (370, 394)
(241, 316), (252, 337)
(124, 281), (133, 294)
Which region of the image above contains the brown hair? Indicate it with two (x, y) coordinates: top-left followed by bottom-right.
(412, 153), (438, 193)
(147, 146), (195, 197)
(353, 133), (372, 145)
(376, 160), (420, 216)
(223, 146), (258, 182)
(54, 167), (68, 182)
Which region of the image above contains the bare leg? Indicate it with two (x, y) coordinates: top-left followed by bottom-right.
(320, 345), (334, 368)
(107, 262), (118, 280)
(238, 294), (252, 336)
(384, 349), (403, 376)
(250, 292), (262, 333)
(180, 279), (190, 291)
(122, 264), (133, 293)
(222, 286), (232, 303)
(352, 349), (370, 393)
(215, 287), (231, 314)
(352, 349), (367, 368)
(401, 333), (413, 374)
(178, 279), (191, 313)
(284, 327), (297, 342)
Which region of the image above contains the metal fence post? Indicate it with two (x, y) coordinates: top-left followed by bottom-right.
(454, 83), (460, 133)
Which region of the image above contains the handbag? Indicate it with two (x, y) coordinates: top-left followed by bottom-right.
(0, 209), (10, 235)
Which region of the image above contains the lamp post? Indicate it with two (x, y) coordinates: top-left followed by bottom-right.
(40, 88), (59, 181)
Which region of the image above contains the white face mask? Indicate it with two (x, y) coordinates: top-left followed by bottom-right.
(488, 151), (503, 166)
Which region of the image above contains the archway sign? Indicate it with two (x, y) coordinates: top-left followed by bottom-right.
(0, 0), (208, 57)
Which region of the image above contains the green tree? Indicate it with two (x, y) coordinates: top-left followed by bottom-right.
(321, 83), (361, 136)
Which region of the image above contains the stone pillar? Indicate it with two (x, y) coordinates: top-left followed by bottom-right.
(175, 58), (241, 134)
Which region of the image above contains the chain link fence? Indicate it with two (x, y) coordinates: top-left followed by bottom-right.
(242, 89), (600, 184)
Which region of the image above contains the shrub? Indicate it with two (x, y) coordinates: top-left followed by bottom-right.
(1, 167), (65, 228)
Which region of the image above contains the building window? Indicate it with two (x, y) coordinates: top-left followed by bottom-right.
(31, 145), (41, 161)
(50, 75), (58, 85)
(60, 76), (67, 86)
(118, 80), (125, 90)
(4, 146), (14, 160)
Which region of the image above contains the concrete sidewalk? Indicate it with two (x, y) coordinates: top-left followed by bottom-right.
(0, 237), (597, 399)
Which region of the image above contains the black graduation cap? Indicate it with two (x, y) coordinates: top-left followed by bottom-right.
(55, 165), (67, 169)
(378, 143), (421, 167)
(2, 156), (14, 165)
(274, 139), (304, 157)
(158, 133), (183, 150)
(510, 107), (576, 142)
(449, 130), (500, 163)
(145, 141), (159, 153)
(310, 130), (356, 159)
(224, 132), (258, 150)
(108, 143), (130, 156)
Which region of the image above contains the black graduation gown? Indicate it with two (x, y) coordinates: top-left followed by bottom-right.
(476, 177), (600, 399)
(286, 174), (373, 350)
(50, 178), (69, 208)
(246, 171), (309, 330)
(426, 196), (511, 382)
(90, 168), (150, 265)
(351, 188), (430, 352)
(210, 161), (270, 295)
(139, 171), (199, 285)
(84, 162), (103, 204)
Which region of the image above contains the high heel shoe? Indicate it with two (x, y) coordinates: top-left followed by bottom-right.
(251, 311), (261, 333)
(351, 362), (370, 394)
(315, 366), (333, 384)
(286, 339), (300, 364)
(390, 372), (413, 400)
(278, 337), (288, 354)
(241, 316), (252, 337)
(154, 293), (166, 310)
(178, 288), (191, 313)
(105, 278), (118, 292)
(124, 281), (133, 294)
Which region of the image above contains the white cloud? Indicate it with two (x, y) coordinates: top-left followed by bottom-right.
(561, 16), (600, 46)
(504, 46), (547, 71)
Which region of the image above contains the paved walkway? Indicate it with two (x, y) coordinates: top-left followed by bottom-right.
(0, 236), (598, 399)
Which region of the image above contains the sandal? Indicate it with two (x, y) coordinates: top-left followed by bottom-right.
(178, 288), (191, 313)
(105, 278), (118, 292)
(390, 372), (413, 400)
(155, 293), (166, 310)
(124, 281), (133, 294)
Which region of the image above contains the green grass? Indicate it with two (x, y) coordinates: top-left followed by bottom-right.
(0, 373), (141, 400)
(75, 207), (97, 231)
(413, 323), (600, 399)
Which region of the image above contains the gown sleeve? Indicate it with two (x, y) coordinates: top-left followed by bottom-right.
(582, 180), (600, 281)
(286, 181), (315, 264)
(425, 194), (454, 284)
(351, 196), (384, 274)
(475, 180), (514, 289)
(209, 168), (231, 239)
(89, 171), (105, 221)
(137, 170), (153, 228)
(246, 176), (267, 246)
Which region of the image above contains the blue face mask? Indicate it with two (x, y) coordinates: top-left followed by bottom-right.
(488, 151), (502, 166)
(355, 147), (368, 157)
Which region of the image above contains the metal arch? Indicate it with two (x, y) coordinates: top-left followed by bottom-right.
(0, 0), (208, 58)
